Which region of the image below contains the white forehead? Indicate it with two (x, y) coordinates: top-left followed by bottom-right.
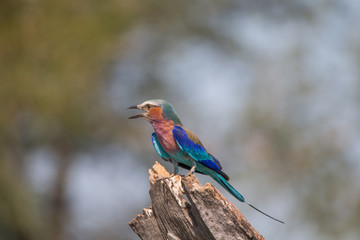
(138, 99), (165, 107)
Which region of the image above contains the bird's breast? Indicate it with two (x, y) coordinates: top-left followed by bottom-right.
(156, 131), (178, 154)
(152, 121), (178, 154)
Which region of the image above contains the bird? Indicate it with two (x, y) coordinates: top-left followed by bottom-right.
(128, 99), (284, 224)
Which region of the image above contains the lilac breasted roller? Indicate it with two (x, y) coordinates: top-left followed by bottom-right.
(128, 99), (284, 224)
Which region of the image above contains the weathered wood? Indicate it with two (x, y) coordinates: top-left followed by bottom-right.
(129, 207), (164, 240)
(129, 162), (265, 240)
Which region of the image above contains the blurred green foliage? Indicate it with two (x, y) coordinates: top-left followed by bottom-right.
(0, 0), (142, 145)
(0, 0), (143, 239)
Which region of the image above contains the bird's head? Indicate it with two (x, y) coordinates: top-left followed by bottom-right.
(128, 99), (182, 125)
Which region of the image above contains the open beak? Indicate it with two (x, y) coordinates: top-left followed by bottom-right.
(128, 105), (146, 119)
(127, 105), (138, 110)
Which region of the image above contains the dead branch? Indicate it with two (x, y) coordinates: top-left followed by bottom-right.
(129, 162), (265, 240)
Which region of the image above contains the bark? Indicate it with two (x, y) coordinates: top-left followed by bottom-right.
(129, 162), (265, 240)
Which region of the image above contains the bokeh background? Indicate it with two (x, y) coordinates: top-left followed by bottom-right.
(1, 0), (360, 240)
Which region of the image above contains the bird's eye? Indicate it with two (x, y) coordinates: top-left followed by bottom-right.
(145, 104), (152, 110)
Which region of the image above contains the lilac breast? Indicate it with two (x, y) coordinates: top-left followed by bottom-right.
(152, 120), (178, 154)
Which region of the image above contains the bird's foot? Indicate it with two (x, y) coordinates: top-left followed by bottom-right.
(184, 165), (196, 177)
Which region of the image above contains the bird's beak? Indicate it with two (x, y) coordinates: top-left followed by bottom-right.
(127, 105), (138, 110)
(128, 105), (146, 119)
(128, 113), (145, 119)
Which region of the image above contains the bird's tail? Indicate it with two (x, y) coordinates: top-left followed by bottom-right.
(210, 172), (245, 202)
(210, 172), (285, 224)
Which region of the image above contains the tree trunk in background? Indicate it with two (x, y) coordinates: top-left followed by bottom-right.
(129, 162), (265, 240)
(50, 141), (73, 240)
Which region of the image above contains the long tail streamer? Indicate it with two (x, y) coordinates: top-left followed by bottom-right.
(246, 202), (285, 224)
(211, 172), (285, 224)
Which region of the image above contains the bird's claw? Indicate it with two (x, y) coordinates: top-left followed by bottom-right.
(184, 165), (196, 177)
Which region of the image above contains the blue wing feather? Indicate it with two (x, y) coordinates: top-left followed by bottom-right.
(172, 126), (222, 173)
(152, 132), (211, 175)
(209, 154), (222, 170)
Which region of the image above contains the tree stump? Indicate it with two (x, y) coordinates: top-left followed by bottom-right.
(129, 162), (265, 240)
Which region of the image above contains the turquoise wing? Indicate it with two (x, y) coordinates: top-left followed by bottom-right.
(151, 133), (171, 162)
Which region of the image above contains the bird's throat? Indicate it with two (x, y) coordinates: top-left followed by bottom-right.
(151, 119), (173, 136)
